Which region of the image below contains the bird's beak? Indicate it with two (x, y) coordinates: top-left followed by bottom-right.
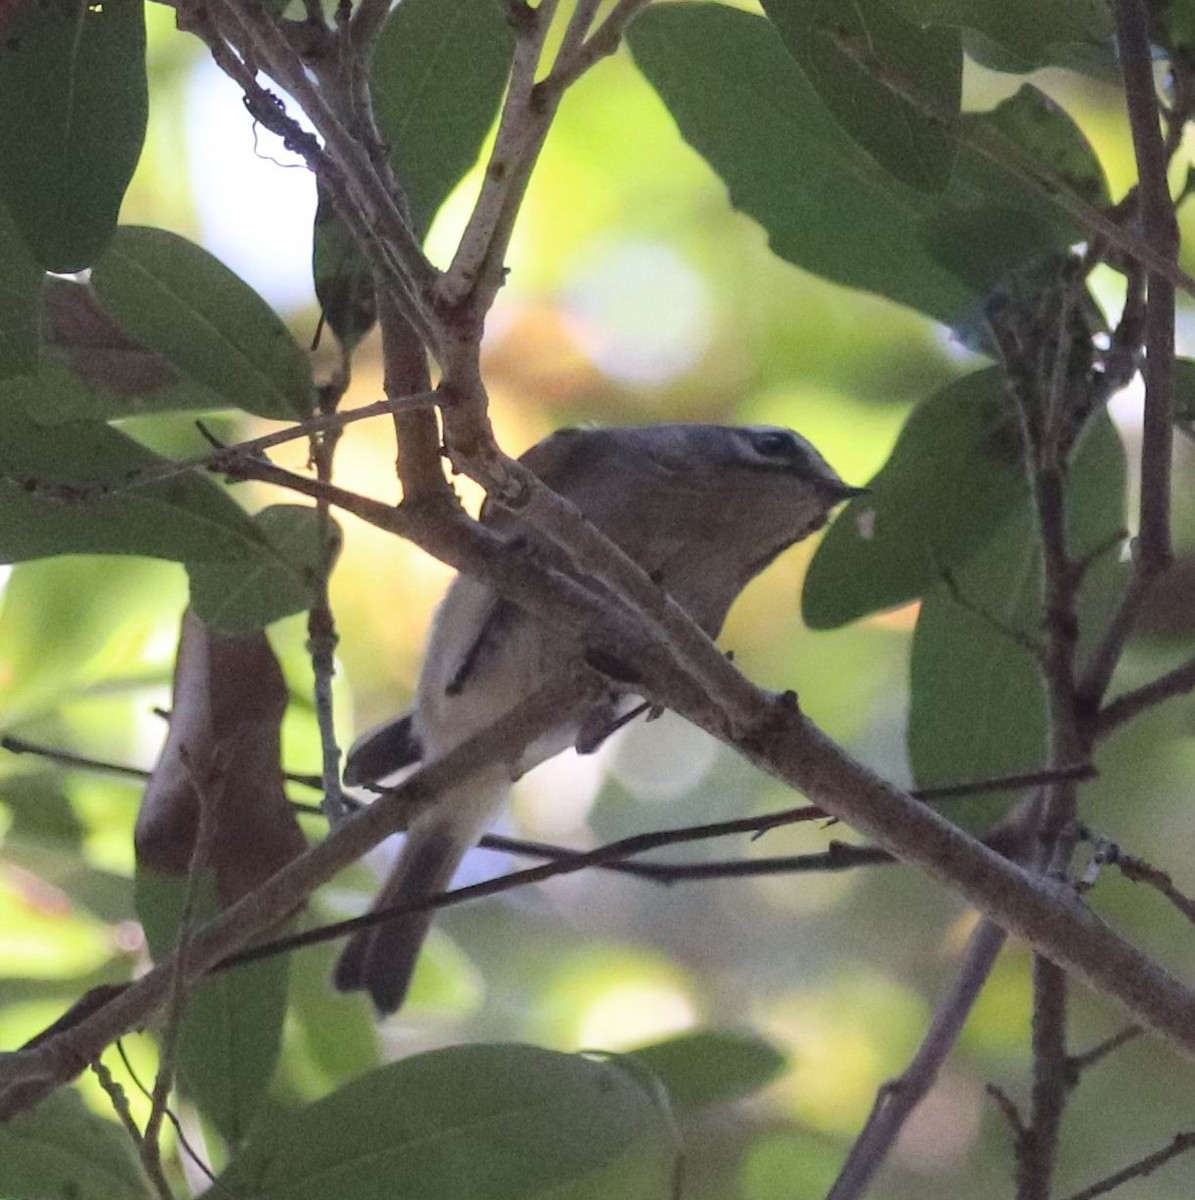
(819, 480), (871, 503)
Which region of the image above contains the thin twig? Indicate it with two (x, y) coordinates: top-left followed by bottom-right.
(1095, 652), (1195, 737)
(1079, 0), (1180, 709)
(1116, 853), (1195, 924)
(91, 1059), (175, 1200)
(828, 919), (1008, 1200)
(114, 1040), (215, 1184)
(307, 382), (350, 826)
(1060, 1131), (1195, 1200)
(1066, 1024), (1143, 1080)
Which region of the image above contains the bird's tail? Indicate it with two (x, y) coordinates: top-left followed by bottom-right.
(333, 780), (507, 1013)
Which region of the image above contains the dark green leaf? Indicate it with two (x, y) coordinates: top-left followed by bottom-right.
(918, 85), (1109, 295)
(630, 8), (1109, 327)
(92, 228), (313, 421)
(39, 278), (256, 421)
(628, 4), (976, 325)
(372, 0), (514, 238)
(629, 1029), (786, 1112)
(0, 0), (146, 271)
(208, 1044), (675, 1200)
(1174, 358), (1195, 441)
(883, 0), (1113, 71)
(760, 0), (961, 191)
(0, 1087), (154, 1200)
(804, 370), (1027, 630)
(312, 184), (377, 352)
(188, 505), (337, 634)
(136, 869), (289, 1147)
(908, 413), (1125, 826)
(0, 203), (41, 380)
(0, 378), (269, 565)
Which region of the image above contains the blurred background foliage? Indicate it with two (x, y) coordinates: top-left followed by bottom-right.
(3, 3), (1195, 1197)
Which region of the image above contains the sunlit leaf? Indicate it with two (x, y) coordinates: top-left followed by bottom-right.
(0, 380), (270, 565)
(189, 505), (338, 634)
(371, 0), (514, 238)
(760, 0), (961, 191)
(0, 0), (146, 271)
(91, 228), (313, 421)
(0, 1087), (153, 1200)
(207, 1044), (675, 1199)
(803, 369), (1027, 629)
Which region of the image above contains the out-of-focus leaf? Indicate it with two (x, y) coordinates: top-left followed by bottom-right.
(803, 370), (1026, 630)
(742, 1131), (843, 1199)
(207, 1044), (675, 1200)
(0, 0), (146, 271)
(188, 505), (337, 635)
(284, 929), (380, 1092)
(135, 613), (306, 1144)
(371, 0), (514, 238)
(0, 1087), (153, 1200)
(628, 4), (976, 326)
(92, 228), (313, 420)
(312, 184), (377, 352)
(0, 379), (270, 565)
(908, 413), (1125, 827)
(0, 204), (41, 380)
(882, 0), (1113, 71)
(760, 0), (961, 191)
(0, 556), (171, 721)
(629, 1029), (786, 1112)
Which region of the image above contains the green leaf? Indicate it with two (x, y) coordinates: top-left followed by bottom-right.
(908, 413), (1125, 826)
(0, 0), (147, 271)
(312, 184), (377, 352)
(0, 203), (41, 380)
(372, 0), (514, 238)
(628, 4), (976, 326)
(0, 555), (174, 721)
(883, 0), (1113, 71)
(0, 378), (269, 565)
(188, 505), (338, 634)
(208, 1044), (675, 1200)
(804, 369), (1027, 630)
(1174, 358), (1195, 441)
(760, 0), (961, 192)
(919, 86), (1110, 295)
(629, 1029), (786, 1112)
(39, 278), (267, 422)
(135, 869), (289, 1147)
(0, 1087), (154, 1200)
(630, 8), (1109, 327)
(91, 228), (313, 421)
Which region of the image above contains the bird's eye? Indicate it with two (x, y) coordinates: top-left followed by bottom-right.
(751, 430), (796, 458)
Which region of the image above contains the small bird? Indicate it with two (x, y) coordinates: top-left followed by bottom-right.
(334, 423), (862, 1013)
